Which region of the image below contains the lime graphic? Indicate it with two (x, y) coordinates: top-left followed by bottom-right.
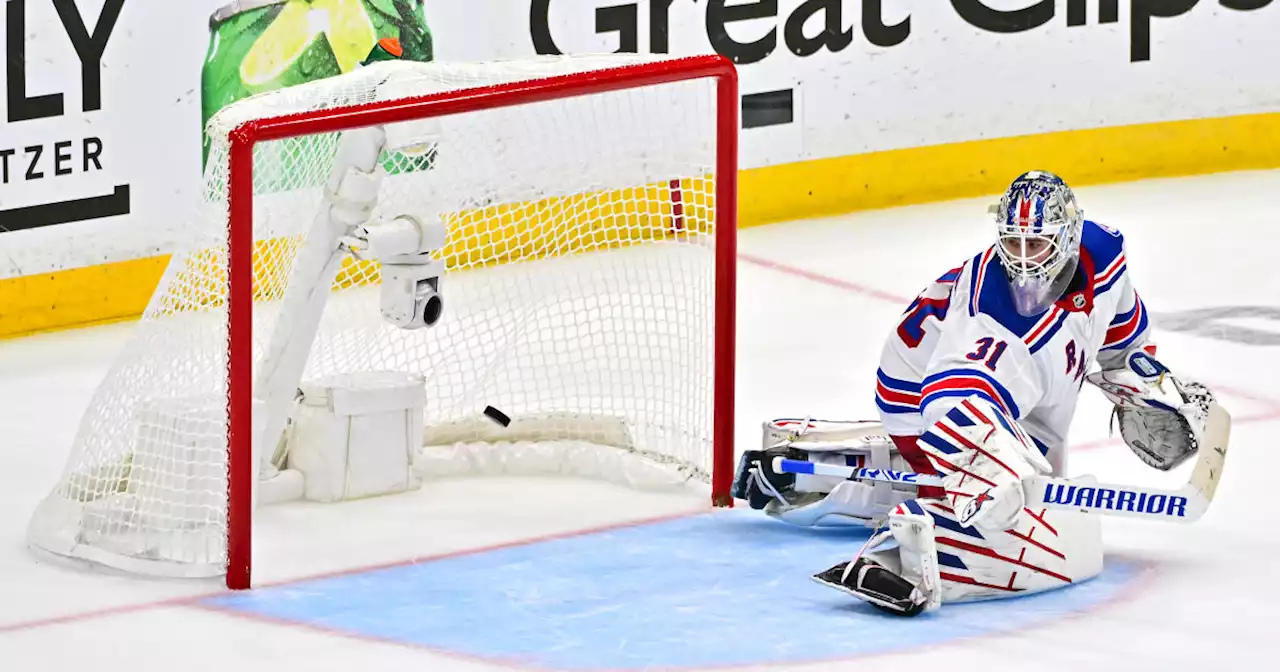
(203, 0), (435, 170)
(323, 0), (379, 73)
(239, 0), (376, 87)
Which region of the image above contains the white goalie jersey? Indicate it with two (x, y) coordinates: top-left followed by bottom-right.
(874, 219), (1154, 475)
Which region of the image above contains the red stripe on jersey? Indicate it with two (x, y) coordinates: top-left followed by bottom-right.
(922, 376), (1011, 417)
(971, 249), (995, 316)
(1105, 297), (1145, 346)
(876, 380), (921, 406)
(1023, 307), (1063, 345)
(1095, 253), (1126, 285)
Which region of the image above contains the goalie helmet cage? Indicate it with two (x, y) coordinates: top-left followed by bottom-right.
(27, 54), (738, 590)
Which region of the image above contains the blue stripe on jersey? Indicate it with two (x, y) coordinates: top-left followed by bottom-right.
(923, 368), (1021, 419)
(1095, 266), (1126, 296)
(904, 500), (926, 516)
(937, 551), (968, 570)
(920, 430), (962, 455)
(1027, 311), (1070, 355)
(938, 268), (961, 284)
(967, 253), (984, 317)
(932, 513), (985, 540)
(1102, 307), (1149, 351)
(876, 398), (920, 415)
(1030, 434), (1051, 456)
(921, 389), (1004, 420)
(1109, 299), (1138, 326)
(877, 368), (923, 393)
(945, 407), (975, 427)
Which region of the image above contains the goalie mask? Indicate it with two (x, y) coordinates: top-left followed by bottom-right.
(992, 171), (1084, 317)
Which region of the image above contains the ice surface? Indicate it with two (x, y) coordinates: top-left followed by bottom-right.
(2, 170), (1278, 671)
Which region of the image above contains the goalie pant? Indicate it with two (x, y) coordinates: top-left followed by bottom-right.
(867, 495), (1102, 604)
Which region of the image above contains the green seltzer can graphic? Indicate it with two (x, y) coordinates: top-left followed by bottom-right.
(202, 0), (434, 172)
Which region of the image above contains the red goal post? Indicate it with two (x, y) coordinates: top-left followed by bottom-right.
(222, 55), (739, 589)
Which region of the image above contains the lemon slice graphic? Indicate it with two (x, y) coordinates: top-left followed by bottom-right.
(240, 0), (377, 87)
(323, 0), (379, 73)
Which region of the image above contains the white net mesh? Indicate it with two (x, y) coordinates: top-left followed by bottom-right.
(28, 55), (726, 578)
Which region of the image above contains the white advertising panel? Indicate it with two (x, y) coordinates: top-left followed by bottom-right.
(1, 1), (1277, 277)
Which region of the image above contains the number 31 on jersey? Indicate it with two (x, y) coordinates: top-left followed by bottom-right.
(966, 337), (1007, 371)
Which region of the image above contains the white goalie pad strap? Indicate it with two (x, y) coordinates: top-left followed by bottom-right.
(887, 501), (942, 613)
(762, 418), (889, 450)
(766, 479), (913, 528)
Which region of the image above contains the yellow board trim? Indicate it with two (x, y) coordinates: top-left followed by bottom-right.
(740, 111), (1280, 228)
(0, 256), (171, 339)
(3, 111), (1279, 338)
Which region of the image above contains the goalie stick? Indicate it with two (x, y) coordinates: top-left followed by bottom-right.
(771, 402), (1230, 523)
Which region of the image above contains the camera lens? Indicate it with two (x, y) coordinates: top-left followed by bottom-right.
(422, 293), (443, 326)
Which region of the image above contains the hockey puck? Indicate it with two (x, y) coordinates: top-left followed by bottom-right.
(483, 406), (511, 427)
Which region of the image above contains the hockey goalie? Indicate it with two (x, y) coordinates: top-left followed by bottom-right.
(732, 171), (1224, 616)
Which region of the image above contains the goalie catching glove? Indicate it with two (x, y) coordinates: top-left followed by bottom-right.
(1087, 351), (1216, 472)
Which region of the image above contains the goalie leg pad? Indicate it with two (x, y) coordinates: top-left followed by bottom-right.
(733, 449), (913, 525)
(766, 478), (914, 527)
(921, 499), (1103, 605)
(739, 419), (916, 526)
(812, 501), (941, 614)
(816, 496), (1104, 610)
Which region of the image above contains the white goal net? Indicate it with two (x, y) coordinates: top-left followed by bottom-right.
(27, 54), (737, 587)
